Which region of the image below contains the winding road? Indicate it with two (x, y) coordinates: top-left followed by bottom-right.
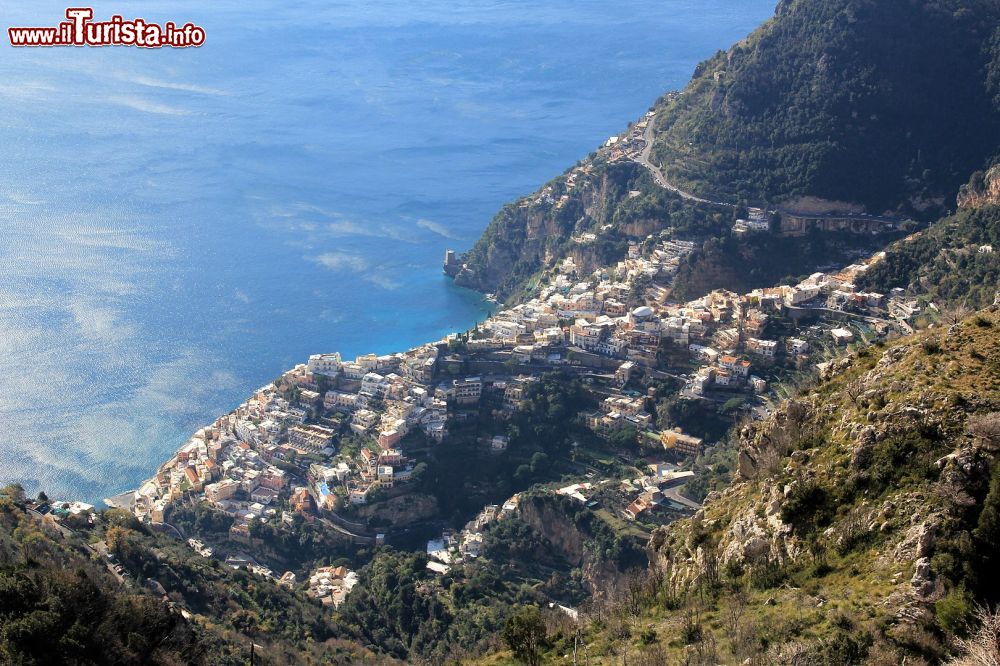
(636, 116), (737, 209)
(634, 115), (902, 227)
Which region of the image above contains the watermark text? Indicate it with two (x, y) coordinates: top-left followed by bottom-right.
(8, 8), (205, 48)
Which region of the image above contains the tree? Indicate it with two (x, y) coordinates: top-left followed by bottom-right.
(529, 452), (550, 475)
(104, 508), (140, 531)
(609, 426), (638, 450)
(973, 466), (1000, 602)
(106, 525), (135, 561)
(1, 483), (26, 503)
(410, 462), (428, 484)
(503, 606), (547, 666)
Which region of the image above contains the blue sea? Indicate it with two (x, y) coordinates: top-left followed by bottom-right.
(0, 0), (773, 503)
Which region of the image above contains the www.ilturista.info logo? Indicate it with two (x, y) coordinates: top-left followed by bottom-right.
(8, 8), (205, 47)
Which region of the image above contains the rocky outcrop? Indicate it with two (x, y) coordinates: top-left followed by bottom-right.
(455, 162), (639, 300)
(516, 495), (587, 566)
(355, 492), (438, 527)
(516, 493), (646, 598)
(957, 165), (1000, 210)
(717, 485), (797, 571)
(778, 195), (866, 216)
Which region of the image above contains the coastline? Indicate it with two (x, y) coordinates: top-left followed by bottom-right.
(96, 277), (495, 510)
(117, 97), (915, 532)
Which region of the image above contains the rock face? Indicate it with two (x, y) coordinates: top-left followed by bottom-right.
(355, 492), (438, 527)
(717, 486), (796, 571)
(645, 311), (1000, 655)
(455, 163), (639, 300)
(957, 165), (1000, 210)
(515, 493), (646, 599)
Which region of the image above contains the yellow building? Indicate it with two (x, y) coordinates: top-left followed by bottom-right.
(660, 428), (704, 457)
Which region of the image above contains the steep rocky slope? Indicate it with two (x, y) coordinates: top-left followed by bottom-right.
(514, 493), (648, 600)
(693, 316), (995, 659)
(454, 161), (641, 298)
(453, 158), (728, 300)
(958, 164), (1000, 210)
(509, 310), (1000, 664)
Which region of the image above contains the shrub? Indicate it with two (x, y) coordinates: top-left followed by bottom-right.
(936, 585), (974, 636)
(681, 612), (703, 644)
(968, 413), (1000, 447)
(922, 340), (942, 355)
(866, 432), (938, 494)
(639, 628), (658, 645)
(948, 606), (1000, 665)
(780, 481), (835, 536)
(503, 606), (547, 666)
(748, 559), (787, 591)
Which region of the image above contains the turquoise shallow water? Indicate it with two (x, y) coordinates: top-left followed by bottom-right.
(0, 0), (774, 502)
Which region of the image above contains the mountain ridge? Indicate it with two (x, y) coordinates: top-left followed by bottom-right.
(453, 0), (1000, 302)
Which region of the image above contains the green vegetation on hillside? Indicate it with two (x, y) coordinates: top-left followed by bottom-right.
(651, 0), (1000, 211)
(334, 548), (545, 663)
(859, 203), (1000, 309)
(0, 490), (241, 665)
(421, 372), (590, 522)
(0, 490), (374, 665)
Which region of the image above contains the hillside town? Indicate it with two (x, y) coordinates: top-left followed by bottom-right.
(119, 209), (928, 575)
(128, 342), (447, 531)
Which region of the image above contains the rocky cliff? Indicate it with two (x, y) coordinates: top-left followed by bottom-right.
(958, 164), (1000, 210)
(515, 493), (647, 600)
(642, 308), (1000, 662)
(454, 161), (638, 300)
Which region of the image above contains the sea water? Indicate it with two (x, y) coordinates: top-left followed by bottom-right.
(0, 0), (773, 501)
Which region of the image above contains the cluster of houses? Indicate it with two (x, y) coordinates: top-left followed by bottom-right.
(582, 392), (653, 436)
(466, 238), (697, 371)
(306, 565), (358, 607)
(675, 256), (930, 394)
(621, 464), (696, 521)
(130, 417), (299, 536)
(130, 343), (454, 528)
(425, 494), (522, 574)
(526, 160), (598, 211)
(602, 110), (656, 164)
(732, 207), (772, 235)
(553, 464), (698, 523)
(129, 321), (552, 541)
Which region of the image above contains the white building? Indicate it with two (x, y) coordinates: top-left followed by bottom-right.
(307, 353), (342, 377)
